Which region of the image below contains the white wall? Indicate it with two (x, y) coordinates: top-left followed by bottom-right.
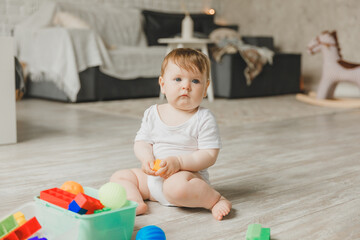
(0, 37), (16, 145)
(0, 0), (219, 36)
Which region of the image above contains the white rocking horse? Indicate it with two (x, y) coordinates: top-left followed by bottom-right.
(296, 30), (360, 108)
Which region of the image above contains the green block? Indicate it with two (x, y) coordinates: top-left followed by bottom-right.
(0, 215), (18, 238)
(246, 224), (261, 240)
(246, 224), (270, 240)
(260, 228), (270, 240)
(94, 207), (112, 214)
(93, 209), (102, 214)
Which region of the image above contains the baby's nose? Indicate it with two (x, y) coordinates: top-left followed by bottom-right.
(182, 80), (191, 90)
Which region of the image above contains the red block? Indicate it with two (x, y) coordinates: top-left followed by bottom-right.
(74, 193), (104, 214)
(40, 188), (75, 209)
(2, 217), (41, 240)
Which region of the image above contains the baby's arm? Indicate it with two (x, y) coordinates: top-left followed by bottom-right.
(179, 149), (219, 171)
(155, 149), (219, 178)
(134, 141), (156, 175)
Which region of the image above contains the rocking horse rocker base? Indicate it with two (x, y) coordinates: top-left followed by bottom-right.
(297, 30), (360, 108)
(296, 91), (360, 108)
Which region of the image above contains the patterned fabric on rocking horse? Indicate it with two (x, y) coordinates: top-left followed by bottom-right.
(307, 30), (360, 99)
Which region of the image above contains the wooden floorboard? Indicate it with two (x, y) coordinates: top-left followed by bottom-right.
(1, 97), (360, 239)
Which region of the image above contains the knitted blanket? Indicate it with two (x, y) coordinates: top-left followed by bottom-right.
(210, 29), (274, 85)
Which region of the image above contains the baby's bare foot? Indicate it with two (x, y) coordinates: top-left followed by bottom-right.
(211, 196), (231, 221)
(136, 202), (148, 215)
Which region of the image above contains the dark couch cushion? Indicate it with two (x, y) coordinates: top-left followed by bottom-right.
(242, 36), (274, 51)
(142, 10), (216, 46)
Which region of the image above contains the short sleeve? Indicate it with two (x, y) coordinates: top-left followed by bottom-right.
(134, 106), (154, 144)
(197, 109), (222, 149)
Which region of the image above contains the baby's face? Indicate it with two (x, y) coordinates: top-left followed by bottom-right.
(159, 60), (209, 112)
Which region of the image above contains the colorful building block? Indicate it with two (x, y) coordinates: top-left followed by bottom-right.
(12, 212), (26, 226)
(1, 217), (41, 240)
(40, 188), (76, 209)
(68, 200), (88, 215)
(246, 224), (270, 240)
(73, 193), (104, 214)
(0, 215), (18, 238)
(93, 207), (111, 214)
(28, 236), (47, 240)
(152, 159), (162, 171)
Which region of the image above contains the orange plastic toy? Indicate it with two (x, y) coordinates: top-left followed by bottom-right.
(60, 181), (84, 195)
(152, 159), (162, 171)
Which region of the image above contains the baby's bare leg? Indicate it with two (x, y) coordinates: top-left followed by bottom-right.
(110, 168), (150, 215)
(163, 171), (231, 220)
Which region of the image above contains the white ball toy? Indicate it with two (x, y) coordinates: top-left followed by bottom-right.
(98, 182), (127, 209)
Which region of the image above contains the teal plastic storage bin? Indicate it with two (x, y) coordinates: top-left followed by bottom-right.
(34, 186), (137, 240)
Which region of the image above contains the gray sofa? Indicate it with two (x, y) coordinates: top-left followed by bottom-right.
(18, 3), (226, 102)
(26, 68), (161, 102)
(16, 2), (167, 102)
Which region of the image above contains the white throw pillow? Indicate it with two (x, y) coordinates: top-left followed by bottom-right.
(53, 11), (90, 29)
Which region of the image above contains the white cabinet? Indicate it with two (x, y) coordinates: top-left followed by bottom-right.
(0, 37), (17, 145)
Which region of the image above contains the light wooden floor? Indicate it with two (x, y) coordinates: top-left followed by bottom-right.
(1, 96), (360, 239)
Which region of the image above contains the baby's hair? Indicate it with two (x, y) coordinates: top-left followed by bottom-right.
(160, 48), (210, 80)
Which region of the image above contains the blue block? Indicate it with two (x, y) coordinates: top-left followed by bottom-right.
(68, 200), (87, 214)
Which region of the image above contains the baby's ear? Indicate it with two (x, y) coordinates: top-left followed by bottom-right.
(159, 76), (165, 94)
(203, 79), (210, 97)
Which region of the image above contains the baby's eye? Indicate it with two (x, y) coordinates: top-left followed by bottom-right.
(192, 79), (200, 84)
(175, 78), (181, 82)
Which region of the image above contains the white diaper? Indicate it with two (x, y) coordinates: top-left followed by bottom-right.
(147, 175), (174, 206)
(147, 170), (210, 207)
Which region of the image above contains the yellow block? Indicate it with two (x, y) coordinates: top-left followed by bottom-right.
(152, 159), (162, 171)
(13, 211), (26, 226)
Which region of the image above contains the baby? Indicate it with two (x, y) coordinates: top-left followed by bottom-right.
(110, 48), (231, 221)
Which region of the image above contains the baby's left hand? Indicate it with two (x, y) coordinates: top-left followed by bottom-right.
(155, 156), (181, 179)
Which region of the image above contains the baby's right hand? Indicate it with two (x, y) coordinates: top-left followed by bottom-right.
(141, 160), (156, 176)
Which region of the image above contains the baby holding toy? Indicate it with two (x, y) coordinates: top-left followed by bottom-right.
(110, 48), (231, 220)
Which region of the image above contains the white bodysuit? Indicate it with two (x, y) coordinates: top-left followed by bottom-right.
(135, 104), (221, 206)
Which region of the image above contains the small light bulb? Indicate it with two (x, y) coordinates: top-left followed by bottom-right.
(208, 9), (215, 15)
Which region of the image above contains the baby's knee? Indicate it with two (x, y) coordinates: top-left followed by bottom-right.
(163, 175), (192, 201)
(110, 169), (136, 182)
(163, 182), (186, 202)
